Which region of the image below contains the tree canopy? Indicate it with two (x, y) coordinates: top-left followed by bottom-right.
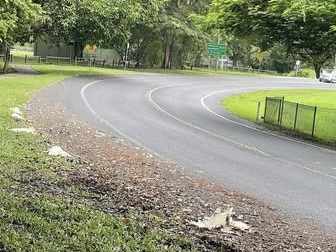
(208, 0), (336, 77)
(2, 0), (336, 75)
(33, 0), (165, 57)
(0, 0), (41, 73)
(0, 0), (41, 44)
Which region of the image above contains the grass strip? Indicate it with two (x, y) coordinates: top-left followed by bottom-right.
(0, 191), (196, 252)
(222, 89), (336, 143)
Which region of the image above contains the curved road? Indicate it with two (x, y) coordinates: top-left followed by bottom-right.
(49, 74), (336, 231)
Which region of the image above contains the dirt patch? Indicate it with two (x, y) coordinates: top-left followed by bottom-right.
(28, 84), (336, 251)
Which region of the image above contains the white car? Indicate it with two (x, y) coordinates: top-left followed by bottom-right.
(319, 68), (336, 83)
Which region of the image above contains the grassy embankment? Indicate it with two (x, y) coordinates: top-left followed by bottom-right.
(223, 89), (336, 143)
(0, 65), (198, 251)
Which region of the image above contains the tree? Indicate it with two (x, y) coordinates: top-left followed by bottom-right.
(0, 0), (41, 73)
(158, 0), (211, 69)
(208, 0), (336, 78)
(127, 0), (211, 69)
(34, 0), (164, 58)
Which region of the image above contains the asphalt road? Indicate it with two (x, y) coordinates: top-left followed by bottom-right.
(48, 73), (336, 231)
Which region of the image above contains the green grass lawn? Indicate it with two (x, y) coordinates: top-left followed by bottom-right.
(0, 66), (199, 251)
(287, 68), (316, 78)
(223, 89), (336, 143)
(11, 50), (34, 57)
(133, 66), (281, 77)
(6, 55), (287, 77)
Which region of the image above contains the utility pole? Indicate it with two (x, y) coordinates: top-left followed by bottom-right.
(124, 43), (130, 70)
(216, 33), (220, 70)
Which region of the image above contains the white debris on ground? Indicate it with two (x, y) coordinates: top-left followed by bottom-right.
(11, 112), (24, 121)
(190, 207), (250, 231)
(10, 107), (25, 121)
(47, 146), (72, 157)
(10, 127), (36, 134)
(11, 107), (23, 115)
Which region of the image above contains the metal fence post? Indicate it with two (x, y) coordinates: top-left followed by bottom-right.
(277, 97), (282, 125)
(264, 97), (268, 122)
(293, 103), (299, 132)
(256, 102), (261, 121)
(312, 106), (317, 137)
(279, 97), (284, 126)
(25, 55), (27, 64)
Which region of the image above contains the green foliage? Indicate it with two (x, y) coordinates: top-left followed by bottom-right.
(128, 0), (212, 69)
(208, 0), (336, 77)
(33, 0), (165, 57)
(0, 0), (41, 44)
(0, 0), (41, 73)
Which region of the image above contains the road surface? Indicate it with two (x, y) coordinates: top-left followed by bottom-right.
(46, 73), (336, 231)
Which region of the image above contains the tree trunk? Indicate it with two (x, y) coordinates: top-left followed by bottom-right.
(3, 45), (10, 74)
(74, 42), (84, 58)
(162, 34), (174, 69)
(313, 64), (321, 79)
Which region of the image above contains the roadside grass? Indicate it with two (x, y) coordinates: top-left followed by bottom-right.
(6, 54), (285, 77)
(133, 67), (280, 77)
(287, 68), (315, 78)
(11, 50), (34, 57)
(222, 89), (336, 143)
(0, 191), (196, 252)
(0, 66), (200, 251)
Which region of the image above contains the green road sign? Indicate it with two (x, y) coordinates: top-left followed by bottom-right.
(207, 43), (226, 56)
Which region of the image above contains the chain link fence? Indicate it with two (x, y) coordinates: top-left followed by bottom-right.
(264, 97), (318, 138)
(263, 97), (336, 143)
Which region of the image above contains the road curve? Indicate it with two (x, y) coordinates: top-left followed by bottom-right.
(46, 74), (336, 231)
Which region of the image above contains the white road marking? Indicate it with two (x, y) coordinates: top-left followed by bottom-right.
(79, 79), (336, 180)
(200, 89), (336, 154)
(80, 80), (158, 155)
(148, 84), (336, 180)
(148, 85), (271, 157)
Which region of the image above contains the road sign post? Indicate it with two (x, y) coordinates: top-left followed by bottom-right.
(207, 43), (226, 56)
(257, 52), (263, 72)
(207, 43), (226, 70)
(85, 44), (97, 69)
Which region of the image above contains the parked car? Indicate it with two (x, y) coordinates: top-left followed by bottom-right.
(319, 68), (336, 83)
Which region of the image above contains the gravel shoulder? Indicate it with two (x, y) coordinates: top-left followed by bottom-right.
(28, 78), (336, 251)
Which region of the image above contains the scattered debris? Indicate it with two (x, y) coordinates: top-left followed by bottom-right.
(10, 107), (25, 121)
(11, 112), (24, 121)
(47, 146), (72, 157)
(10, 127), (36, 134)
(190, 207), (249, 231)
(11, 107), (23, 115)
